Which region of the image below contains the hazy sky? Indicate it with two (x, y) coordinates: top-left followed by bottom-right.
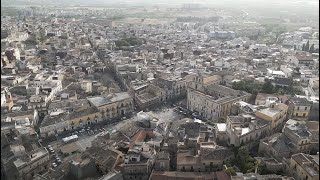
(1, 0), (319, 18)
(2, 0), (319, 5)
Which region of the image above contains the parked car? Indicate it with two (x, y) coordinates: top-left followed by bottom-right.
(56, 157), (61, 164)
(52, 163), (57, 168)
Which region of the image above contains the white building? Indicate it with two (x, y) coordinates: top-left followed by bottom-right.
(226, 114), (270, 147)
(267, 68), (286, 78)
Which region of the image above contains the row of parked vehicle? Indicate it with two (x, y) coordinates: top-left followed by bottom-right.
(173, 106), (188, 115)
(47, 144), (55, 154)
(47, 145), (62, 168)
(52, 154), (62, 168)
(172, 105), (206, 120)
(71, 126), (106, 136)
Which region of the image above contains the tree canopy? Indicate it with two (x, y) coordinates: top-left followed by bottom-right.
(305, 40), (310, 52)
(309, 44), (315, 53)
(114, 37), (144, 47)
(231, 147), (256, 173)
(232, 79), (302, 96)
(232, 80), (262, 95)
(225, 167), (237, 176)
(261, 80), (274, 94)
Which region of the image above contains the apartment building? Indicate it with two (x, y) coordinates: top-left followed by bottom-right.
(14, 147), (50, 180)
(255, 103), (288, 129)
(259, 119), (319, 161)
(226, 114), (270, 147)
(288, 97), (313, 121)
(286, 153), (319, 180)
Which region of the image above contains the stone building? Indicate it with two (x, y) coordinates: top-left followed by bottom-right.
(2, 147), (50, 180)
(283, 153), (319, 180)
(255, 103), (288, 129)
(288, 97), (313, 121)
(87, 92), (134, 119)
(153, 151), (170, 171)
(259, 119), (319, 161)
(121, 144), (156, 180)
(226, 114), (270, 147)
(130, 84), (165, 110)
(39, 106), (101, 137)
(187, 84), (250, 121)
(176, 142), (233, 172)
(155, 75), (188, 101)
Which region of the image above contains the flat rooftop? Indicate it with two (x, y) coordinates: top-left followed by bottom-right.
(13, 147), (48, 168)
(137, 92), (158, 103)
(87, 92), (131, 107)
(216, 123), (227, 132)
(258, 108), (281, 117)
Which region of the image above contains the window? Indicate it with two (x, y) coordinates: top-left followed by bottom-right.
(296, 113), (299, 116)
(303, 113), (306, 117)
(305, 107), (308, 110)
(160, 162), (165, 169)
(297, 107), (300, 110)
